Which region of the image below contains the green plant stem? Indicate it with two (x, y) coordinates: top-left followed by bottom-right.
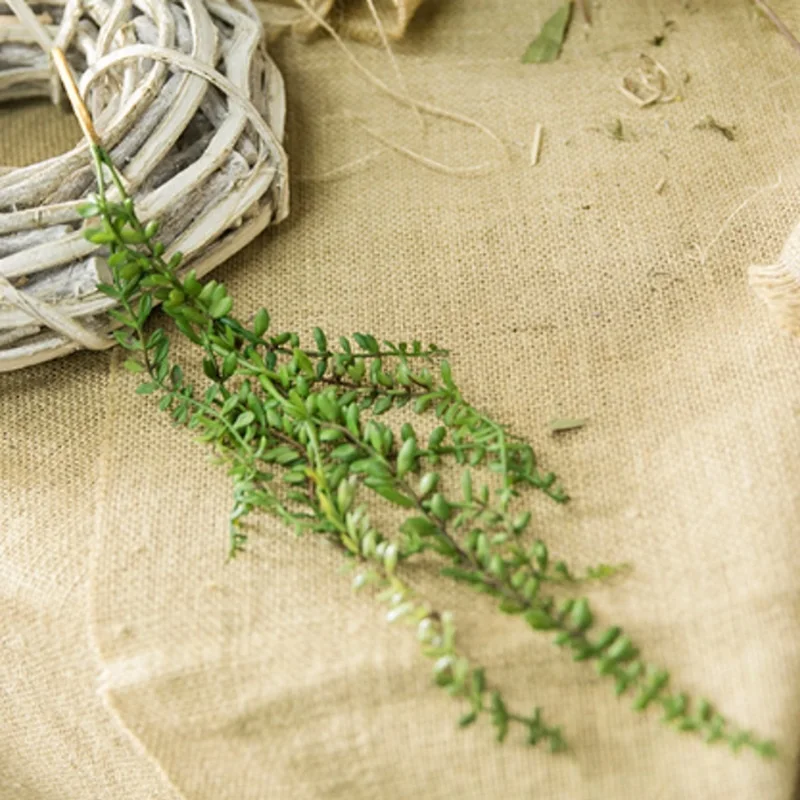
(82, 143), (777, 760)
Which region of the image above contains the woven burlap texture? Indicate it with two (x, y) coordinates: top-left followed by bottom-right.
(2, 1), (800, 798)
(257, 0), (424, 43)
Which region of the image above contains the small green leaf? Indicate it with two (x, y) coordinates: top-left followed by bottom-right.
(491, 692), (509, 742)
(525, 609), (557, 631)
(373, 396), (392, 415)
(512, 511), (531, 534)
(352, 333), (376, 353)
(183, 271), (202, 297)
(459, 712), (478, 728)
(468, 447), (485, 466)
(209, 295), (233, 319)
(284, 470), (307, 485)
(233, 411), (255, 430)
(569, 598), (593, 632)
(633, 688), (659, 712)
(401, 517), (439, 539)
(472, 668), (486, 698)
(293, 348), (315, 377)
(371, 484), (415, 508)
(594, 626), (621, 651)
(135, 382), (157, 395)
(77, 201), (100, 218)
(313, 327), (328, 352)
(202, 358), (218, 381)
(317, 394), (339, 422)
(351, 459), (391, 479)
(661, 693), (687, 722)
(488, 554), (506, 579)
(440, 360), (455, 389)
(461, 470), (473, 503)
(397, 437), (417, 477)
(522, 577), (540, 601)
(428, 426), (447, 448)
(440, 567), (484, 585)
(755, 740), (778, 759)
(606, 635), (637, 663)
(123, 359), (144, 374)
(499, 599), (526, 614)
(222, 352), (237, 380)
(331, 444), (360, 461)
(430, 493), (451, 521)
(85, 227), (116, 245)
(418, 472), (439, 497)
(413, 394), (436, 414)
(532, 540), (548, 571)
(119, 226), (145, 244)
(521, 3), (573, 64)
(253, 308), (270, 338)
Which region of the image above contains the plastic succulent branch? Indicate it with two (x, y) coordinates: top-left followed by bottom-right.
(83, 145), (777, 759)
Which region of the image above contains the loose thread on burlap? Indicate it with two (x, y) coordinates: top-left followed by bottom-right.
(694, 173), (784, 265)
(342, 112), (492, 176)
(750, 0), (800, 55)
(364, 0), (424, 131)
(292, 0), (508, 175)
(297, 149), (384, 182)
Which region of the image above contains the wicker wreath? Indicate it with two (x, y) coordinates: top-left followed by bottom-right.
(0, 0), (288, 372)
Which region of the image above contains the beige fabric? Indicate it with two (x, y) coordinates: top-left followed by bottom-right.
(0, 106), (181, 800)
(3, 1), (800, 798)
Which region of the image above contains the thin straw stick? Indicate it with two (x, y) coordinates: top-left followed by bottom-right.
(750, 0), (800, 56)
(51, 47), (101, 145)
(364, 0), (423, 129)
(529, 123), (543, 166)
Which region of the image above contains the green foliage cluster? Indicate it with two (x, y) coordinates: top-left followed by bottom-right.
(82, 145), (777, 759)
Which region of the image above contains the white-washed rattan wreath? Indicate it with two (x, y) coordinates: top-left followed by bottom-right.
(0, 0), (288, 371)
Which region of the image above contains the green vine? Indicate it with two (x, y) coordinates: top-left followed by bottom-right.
(82, 145), (777, 759)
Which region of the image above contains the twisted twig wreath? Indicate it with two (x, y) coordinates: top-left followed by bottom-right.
(0, 0), (288, 371)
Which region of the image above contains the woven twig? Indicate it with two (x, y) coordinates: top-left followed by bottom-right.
(0, 0), (288, 371)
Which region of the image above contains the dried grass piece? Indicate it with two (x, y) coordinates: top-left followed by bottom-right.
(619, 53), (680, 108)
(549, 417), (587, 434)
(0, 0), (288, 371)
(529, 123), (543, 166)
(694, 115), (736, 141)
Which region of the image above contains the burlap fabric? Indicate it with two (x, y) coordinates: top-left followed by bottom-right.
(2, 2), (800, 798)
(258, 0), (425, 43)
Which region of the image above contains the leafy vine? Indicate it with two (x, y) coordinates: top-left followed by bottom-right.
(82, 145), (777, 759)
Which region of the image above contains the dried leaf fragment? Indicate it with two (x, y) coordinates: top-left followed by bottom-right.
(549, 418), (587, 433)
(522, 3), (573, 64)
(694, 115), (737, 141)
(619, 54), (679, 108)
